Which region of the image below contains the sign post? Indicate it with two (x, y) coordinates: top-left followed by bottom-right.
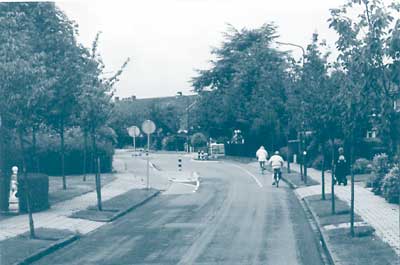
(127, 126), (141, 155)
(141, 120), (156, 189)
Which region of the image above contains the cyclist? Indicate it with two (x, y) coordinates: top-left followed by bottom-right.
(256, 146), (268, 174)
(268, 151), (284, 187)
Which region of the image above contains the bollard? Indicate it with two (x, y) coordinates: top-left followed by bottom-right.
(178, 157), (182, 171)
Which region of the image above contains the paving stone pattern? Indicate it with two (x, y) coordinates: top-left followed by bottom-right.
(293, 164), (400, 255)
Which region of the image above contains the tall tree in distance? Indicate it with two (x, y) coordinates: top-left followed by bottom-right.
(192, 24), (291, 149)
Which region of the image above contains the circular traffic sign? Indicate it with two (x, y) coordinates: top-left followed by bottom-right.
(142, 120), (156, 134)
(127, 126), (141, 137)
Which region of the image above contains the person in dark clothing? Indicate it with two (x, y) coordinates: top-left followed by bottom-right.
(335, 147), (348, 186)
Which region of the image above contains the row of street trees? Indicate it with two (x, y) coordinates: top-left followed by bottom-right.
(0, 2), (129, 191)
(192, 0), (400, 166)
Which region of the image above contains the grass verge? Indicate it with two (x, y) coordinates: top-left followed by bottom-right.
(0, 228), (77, 265)
(70, 188), (159, 222)
(282, 171), (319, 187)
(49, 173), (116, 205)
(304, 194), (398, 265)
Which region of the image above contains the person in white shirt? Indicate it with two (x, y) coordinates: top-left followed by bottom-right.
(256, 146), (268, 173)
(268, 151), (284, 185)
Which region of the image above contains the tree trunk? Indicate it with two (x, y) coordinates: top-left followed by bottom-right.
(96, 157), (102, 211)
(299, 131), (304, 180)
(83, 130), (88, 181)
(91, 128), (102, 211)
(60, 121), (66, 190)
(32, 126), (40, 173)
(321, 142), (326, 200)
(330, 137), (335, 214)
(350, 135), (355, 236)
(18, 130), (35, 238)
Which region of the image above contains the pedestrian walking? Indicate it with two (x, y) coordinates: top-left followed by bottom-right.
(335, 147), (348, 186)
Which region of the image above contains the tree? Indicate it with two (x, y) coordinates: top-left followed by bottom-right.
(328, 0), (400, 236)
(299, 33), (343, 199)
(30, 3), (87, 190)
(191, 133), (207, 150)
(192, 24), (291, 150)
(329, 0), (400, 157)
(0, 2), (54, 237)
(78, 32), (129, 210)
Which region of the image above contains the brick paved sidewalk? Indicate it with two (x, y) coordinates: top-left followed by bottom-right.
(0, 172), (149, 241)
(291, 163), (400, 255)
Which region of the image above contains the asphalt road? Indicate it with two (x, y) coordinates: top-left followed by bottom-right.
(34, 153), (325, 265)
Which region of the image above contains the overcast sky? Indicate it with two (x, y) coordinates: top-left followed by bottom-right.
(56, 0), (344, 99)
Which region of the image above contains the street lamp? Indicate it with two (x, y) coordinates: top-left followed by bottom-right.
(276, 41), (306, 174)
(276, 41), (305, 65)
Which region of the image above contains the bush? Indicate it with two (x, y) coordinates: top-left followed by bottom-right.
(18, 173), (49, 212)
(191, 133), (207, 150)
(353, 158), (372, 174)
(279, 146), (289, 161)
(311, 155), (324, 170)
(162, 135), (186, 151)
(370, 153), (390, 195)
(381, 167), (400, 204)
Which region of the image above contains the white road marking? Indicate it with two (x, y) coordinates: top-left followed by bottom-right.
(228, 163), (263, 188)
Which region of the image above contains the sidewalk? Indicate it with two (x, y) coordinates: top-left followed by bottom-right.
(0, 172), (145, 241)
(291, 163), (400, 255)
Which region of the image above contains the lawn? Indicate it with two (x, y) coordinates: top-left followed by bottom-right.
(70, 188), (159, 222)
(304, 194), (398, 265)
(0, 173), (116, 222)
(49, 173), (116, 205)
(0, 228), (77, 265)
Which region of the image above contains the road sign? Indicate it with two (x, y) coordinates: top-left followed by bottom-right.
(127, 126), (140, 137)
(142, 120), (156, 135)
(141, 120), (156, 190)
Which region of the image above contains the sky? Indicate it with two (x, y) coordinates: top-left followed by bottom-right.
(55, 0), (345, 99)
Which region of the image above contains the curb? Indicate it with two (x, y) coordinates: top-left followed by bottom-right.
(300, 196), (339, 265)
(15, 234), (79, 265)
(281, 176), (299, 189)
(108, 190), (161, 222)
(282, 175), (336, 265)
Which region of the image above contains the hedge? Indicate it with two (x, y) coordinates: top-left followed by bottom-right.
(352, 158), (372, 174)
(3, 128), (114, 176)
(17, 173), (49, 213)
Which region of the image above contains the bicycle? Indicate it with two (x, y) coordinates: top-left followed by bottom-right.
(273, 168), (282, 187)
(259, 161), (266, 174)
